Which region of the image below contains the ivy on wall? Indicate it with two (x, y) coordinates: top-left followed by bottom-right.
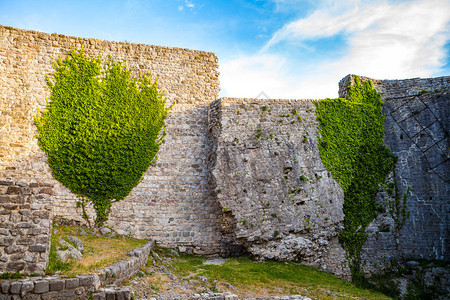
(315, 76), (394, 282)
(35, 49), (170, 226)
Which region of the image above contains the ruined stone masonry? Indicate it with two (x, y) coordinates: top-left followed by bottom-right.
(0, 24), (449, 282)
(208, 98), (347, 276)
(0, 181), (52, 274)
(0, 240), (154, 299)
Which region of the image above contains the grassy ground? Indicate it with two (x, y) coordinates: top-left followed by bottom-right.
(46, 225), (393, 299)
(47, 223), (147, 276)
(133, 246), (393, 299)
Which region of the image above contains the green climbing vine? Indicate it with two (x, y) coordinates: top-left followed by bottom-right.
(384, 166), (410, 237)
(35, 49), (170, 226)
(315, 76), (395, 283)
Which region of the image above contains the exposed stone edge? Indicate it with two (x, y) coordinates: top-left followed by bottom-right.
(338, 74), (450, 100)
(0, 24), (217, 55)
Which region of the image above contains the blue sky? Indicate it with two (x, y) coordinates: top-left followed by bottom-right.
(1, 0), (449, 99)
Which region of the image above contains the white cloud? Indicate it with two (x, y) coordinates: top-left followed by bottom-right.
(220, 52), (343, 99)
(185, 0), (195, 9)
(220, 0), (450, 99)
(177, 0), (195, 11)
(220, 53), (292, 99)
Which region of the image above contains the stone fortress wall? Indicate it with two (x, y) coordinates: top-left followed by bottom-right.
(207, 75), (449, 275)
(0, 24), (222, 256)
(0, 25), (448, 277)
(207, 97), (348, 276)
(341, 75), (449, 272)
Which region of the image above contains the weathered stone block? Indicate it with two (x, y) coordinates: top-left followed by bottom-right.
(24, 253), (38, 262)
(29, 245), (47, 252)
(32, 211), (50, 219)
(49, 279), (64, 291)
(6, 262), (25, 272)
(0, 196), (17, 203)
(77, 275), (93, 287)
(105, 291), (115, 300)
(16, 223), (33, 229)
(9, 281), (21, 294)
(20, 281), (34, 297)
(40, 291), (59, 300)
(16, 238), (33, 245)
(2, 204), (18, 211)
(1, 281), (10, 293)
(38, 188), (53, 195)
(4, 244), (18, 254)
(10, 253), (25, 261)
(5, 187), (20, 195)
(35, 236), (49, 244)
(34, 280), (49, 293)
(93, 292), (106, 300)
(58, 289), (76, 297)
(27, 228), (42, 236)
(24, 263), (38, 273)
(64, 278), (79, 289)
(116, 289), (131, 300)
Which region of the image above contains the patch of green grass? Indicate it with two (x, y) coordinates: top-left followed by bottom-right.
(0, 272), (25, 280)
(47, 234), (74, 274)
(162, 251), (392, 299)
(47, 223), (147, 276)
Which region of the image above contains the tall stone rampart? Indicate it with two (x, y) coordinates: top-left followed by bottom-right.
(340, 75), (449, 271)
(0, 25), (222, 253)
(208, 97), (348, 276)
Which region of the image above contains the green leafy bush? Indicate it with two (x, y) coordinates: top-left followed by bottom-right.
(315, 76), (394, 282)
(35, 49), (170, 226)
